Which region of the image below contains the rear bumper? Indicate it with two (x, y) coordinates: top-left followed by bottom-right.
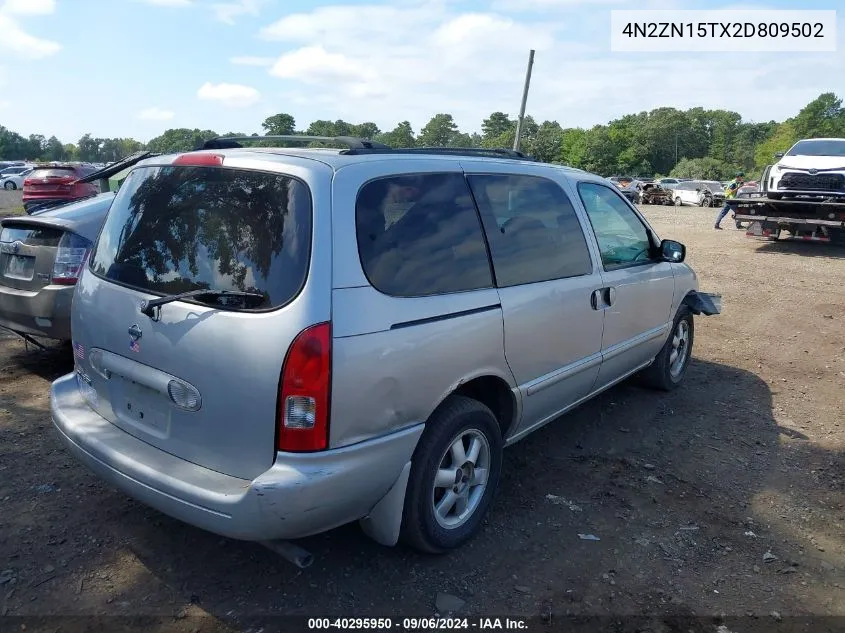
(50, 373), (424, 541)
(0, 283), (73, 340)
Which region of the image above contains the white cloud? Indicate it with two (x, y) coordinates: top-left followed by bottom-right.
(211, 0), (265, 24)
(269, 46), (376, 84)
(197, 81), (261, 107)
(0, 0), (55, 16)
(138, 107), (175, 121)
(0, 13), (60, 59)
(230, 55), (275, 66)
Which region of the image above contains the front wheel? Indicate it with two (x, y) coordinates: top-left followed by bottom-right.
(639, 308), (694, 391)
(3, 181), (15, 190)
(674, 197), (683, 207)
(401, 396), (503, 553)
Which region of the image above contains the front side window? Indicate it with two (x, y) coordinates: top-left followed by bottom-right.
(355, 173), (493, 297)
(89, 165), (312, 311)
(577, 182), (653, 270)
(467, 174), (592, 286)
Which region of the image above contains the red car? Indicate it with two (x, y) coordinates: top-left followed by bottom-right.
(22, 164), (100, 214)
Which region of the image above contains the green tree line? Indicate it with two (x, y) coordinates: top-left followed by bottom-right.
(2, 92), (843, 180)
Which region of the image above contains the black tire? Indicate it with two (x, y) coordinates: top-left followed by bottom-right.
(3, 182), (15, 190)
(735, 220), (743, 229)
(674, 197), (682, 207)
(639, 307), (694, 392)
(401, 395), (503, 554)
(828, 228), (845, 246)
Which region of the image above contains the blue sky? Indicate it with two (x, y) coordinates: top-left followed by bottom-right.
(0, 0), (842, 144)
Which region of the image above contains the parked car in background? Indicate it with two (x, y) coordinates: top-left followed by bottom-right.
(737, 180), (760, 198)
(0, 165), (33, 178)
(672, 180), (725, 207)
(767, 138), (845, 199)
(658, 178), (680, 188)
(608, 177), (641, 204)
(0, 193), (115, 343)
(698, 181), (726, 207)
(0, 161), (26, 170)
(22, 164), (101, 214)
(0, 154), (154, 344)
(1, 167), (34, 190)
(639, 182), (675, 205)
(51, 137), (720, 556)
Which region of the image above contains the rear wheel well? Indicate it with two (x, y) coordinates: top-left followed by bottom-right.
(452, 376), (516, 438)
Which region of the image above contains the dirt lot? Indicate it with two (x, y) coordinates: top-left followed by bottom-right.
(0, 205), (843, 632)
(0, 189), (24, 216)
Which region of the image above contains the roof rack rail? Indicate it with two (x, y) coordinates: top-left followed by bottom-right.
(342, 146), (536, 160)
(198, 135), (391, 150)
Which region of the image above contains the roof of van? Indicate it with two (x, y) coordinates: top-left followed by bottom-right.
(137, 146), (590, 176)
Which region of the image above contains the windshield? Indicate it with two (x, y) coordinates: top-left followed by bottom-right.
(89, 165), (313, 311)
(786, 140), (845, 157)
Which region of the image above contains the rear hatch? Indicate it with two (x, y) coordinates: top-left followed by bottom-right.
(0, 220), (94, 292)
(71, 159), (316, 480)
(23, 167), (80, 199)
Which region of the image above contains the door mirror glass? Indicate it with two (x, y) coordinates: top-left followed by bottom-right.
(661, 239), (685, 263)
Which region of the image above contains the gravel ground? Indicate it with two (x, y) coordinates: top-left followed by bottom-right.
(0, 205), (843, 632)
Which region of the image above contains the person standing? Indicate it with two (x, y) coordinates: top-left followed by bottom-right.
(714, 172), (745, 229)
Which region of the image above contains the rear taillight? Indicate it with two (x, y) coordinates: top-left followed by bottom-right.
(52, 232), (92, 285)
(277, 322), (331, 452)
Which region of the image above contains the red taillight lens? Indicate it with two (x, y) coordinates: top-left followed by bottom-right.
(172, 153), (224, 167)
(52, 232), (92, 285)
(277, 322), (331, 452)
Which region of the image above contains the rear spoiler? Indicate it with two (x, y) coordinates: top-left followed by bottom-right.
(75, 151), (158, 184)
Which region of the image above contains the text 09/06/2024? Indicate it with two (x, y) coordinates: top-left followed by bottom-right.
(610, 9), (837, 52)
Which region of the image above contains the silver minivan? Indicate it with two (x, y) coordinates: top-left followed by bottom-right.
(50, 137), (720, 555)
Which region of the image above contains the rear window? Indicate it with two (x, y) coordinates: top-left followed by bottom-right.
(89, 166), (312, 311)
(0, 224), (63, 247)
(29, 168), (77, 179)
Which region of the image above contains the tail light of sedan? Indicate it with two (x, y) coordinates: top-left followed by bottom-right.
(52, 232), (92, 285)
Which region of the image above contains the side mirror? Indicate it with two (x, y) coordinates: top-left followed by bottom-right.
(774, 152), (784, 158)
(661, 239), (686, 263)
(695, 188), (701, 192)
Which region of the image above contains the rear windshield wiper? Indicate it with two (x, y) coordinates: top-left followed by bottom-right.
(141, 288), (265, 319)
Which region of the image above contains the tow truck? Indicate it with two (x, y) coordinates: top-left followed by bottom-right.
(727, 193), (845, 244)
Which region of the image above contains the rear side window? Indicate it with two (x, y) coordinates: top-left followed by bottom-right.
(89, 166), (312, 311)
(355, 173), (493, 297)
(467, 174), (592, 286)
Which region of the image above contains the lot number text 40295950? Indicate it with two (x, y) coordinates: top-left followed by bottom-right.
(307, 618), (528, 630)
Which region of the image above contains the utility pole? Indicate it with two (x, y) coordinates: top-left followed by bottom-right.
(513, 49), (535, 153)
